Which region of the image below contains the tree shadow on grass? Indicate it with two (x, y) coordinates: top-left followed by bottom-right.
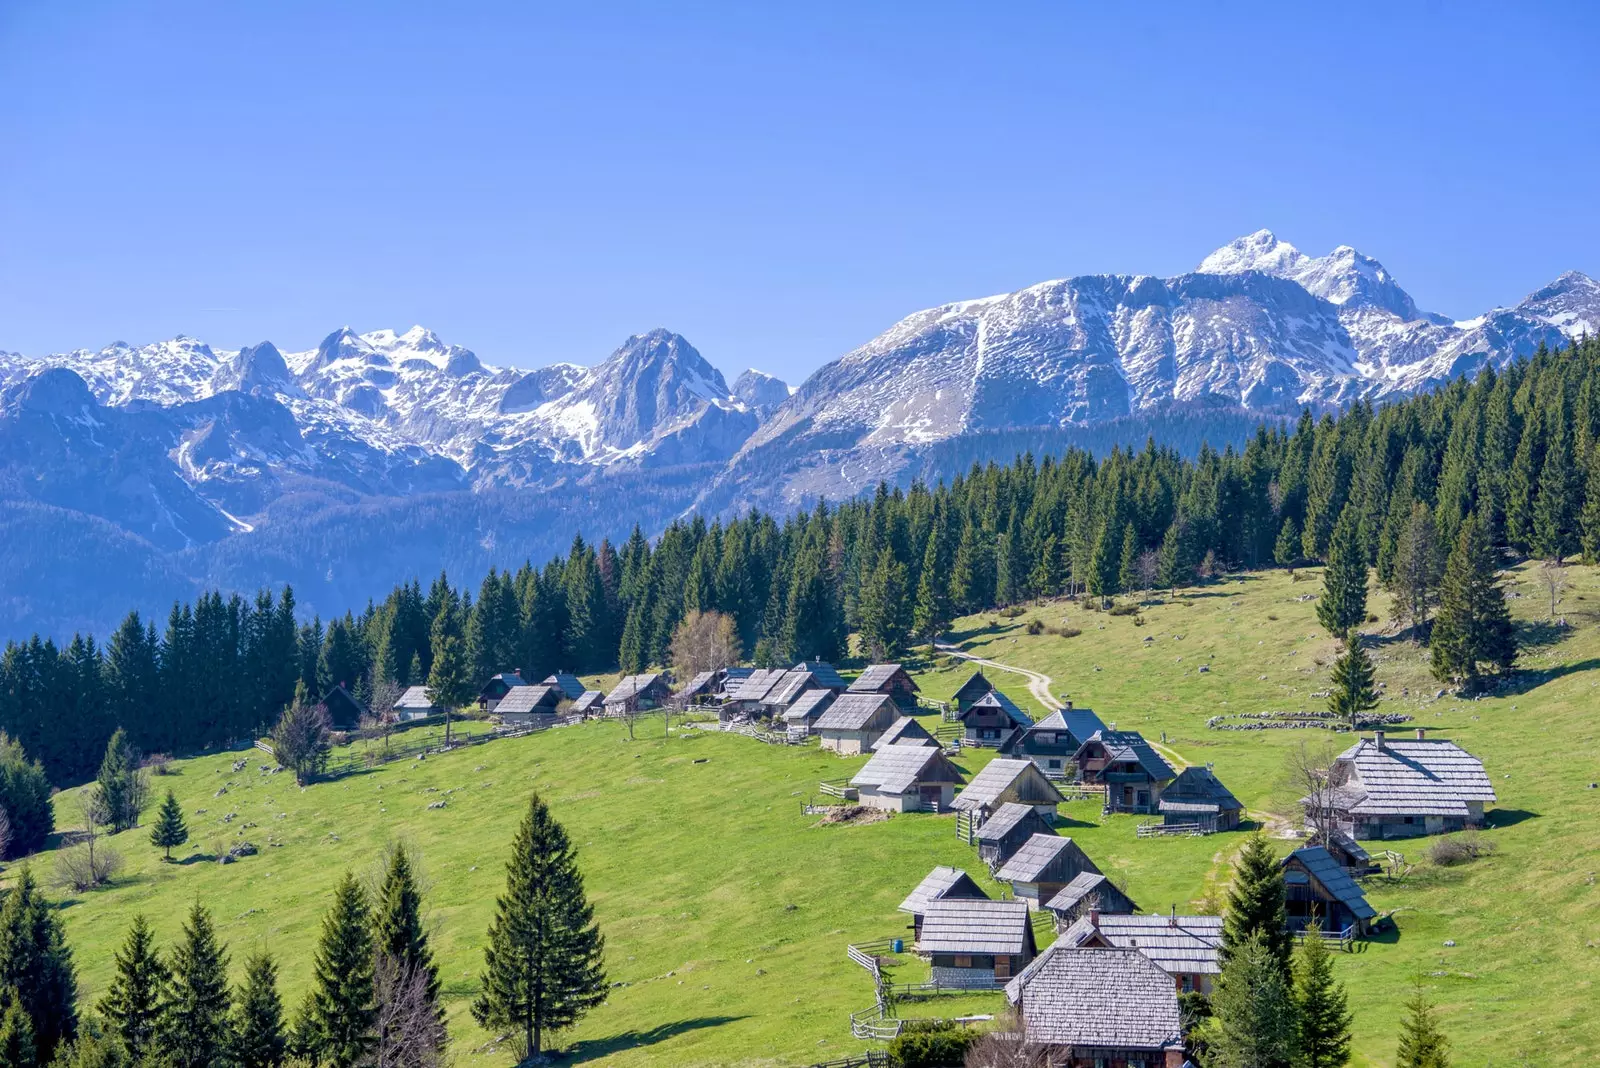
(1495, 658), (1600, 697)
(560, 1015), (749, 1062)
(1484, 808), (1539, 830)
(1515, 619), (1575, 651)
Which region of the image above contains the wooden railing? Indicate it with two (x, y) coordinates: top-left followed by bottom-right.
(1135, 817), (1217, 838)
(955, 810), (979, 844)
(807, 1053), (888, 1068)
(819, 779), (859, 800)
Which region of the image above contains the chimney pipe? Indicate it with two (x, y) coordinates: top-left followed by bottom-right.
(514, 668), (521, 677)
(1064, 700), (1072, 710)
(1374, 730), (1385, 750)
(1416, 728), (1426, 741)
(1169, 905), (1177, 928)
(1088, 906), (1100, 928)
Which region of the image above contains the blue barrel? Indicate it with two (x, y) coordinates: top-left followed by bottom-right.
(891, 938), (904, 954)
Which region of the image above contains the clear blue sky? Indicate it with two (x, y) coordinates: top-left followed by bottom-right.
(2, 2), (1597, 384)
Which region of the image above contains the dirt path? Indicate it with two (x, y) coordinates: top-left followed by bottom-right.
(935, 639), (1190, 768)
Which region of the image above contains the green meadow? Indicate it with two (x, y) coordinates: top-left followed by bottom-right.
(8, 563), (1599, 1066)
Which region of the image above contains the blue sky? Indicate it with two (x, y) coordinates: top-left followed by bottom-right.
(2, 2), (1597, 384)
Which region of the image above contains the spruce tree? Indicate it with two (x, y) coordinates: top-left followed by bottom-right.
(305, 874), (376, 1068)
(1221, 832), (1292, 976)
(1088, 520), (1121, 602)
(1210, 930), (1294, 1068)
(472, 793), (607, 1060)
(149, 790), (187, 862)
(1395, 980), (1451, 1068)
(232, 952), (286, 1068)
(1327, 635), (1379, 731)
(1533, 399), (1580, 563)
(424, 635), (472, 750)
(161, 903), (232, 1068)
(1430, 517), (1516, 689)
(0, 997), (36, 1068)
(911, 531), (952, 644)
(0, 867), (77, 1062)
(1385, 503), (1444, 643)
(1274, 516), (1302, 567)
(1581, 442), (1600, 564)
(372, 845), (442, 1014)
(1316, 509), (1368, 639)
(1117, 525), (1140, 597)
(96, 916), (169, 1059)
(1294, 926), (1353, 1068)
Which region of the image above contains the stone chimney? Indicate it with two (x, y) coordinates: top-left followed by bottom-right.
(1088, 906), (1100, 928)
(1374, 730), (1385, 750)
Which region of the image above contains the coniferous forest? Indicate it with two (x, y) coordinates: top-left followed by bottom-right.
(4, 337), (1600, 792)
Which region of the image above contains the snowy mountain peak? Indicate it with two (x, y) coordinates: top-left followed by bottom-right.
(1197, 229), (1309, 276)
(1199, 231), (1434, 322)
(732, 368), (791, 413)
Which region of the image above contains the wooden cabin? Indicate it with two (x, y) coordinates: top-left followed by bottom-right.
(974, 802), (1057, 871)
(724, 668), (785, 717)
(791, 660), (849, 691)
(570, 690), (604, 717)
(994, 833), (1102, 909)
(494, 684), (564, 728)
(1158, 765), (1243, 833)
(898, 866), (989, 941)
(780, 689), (835, 736)
(1305, 730), (1495, 840)
(846, 663), (921, 714)
(603, 673), (671, 715)
(850, 744), (965, 812)
(1004, 947), (1186, 1067)
(1073, 730), (1176, 815)
(760, 668), (834, 719)
(872, 716), (938, 751)
(1001, 704), (1107, 779)
(1056, 910), (1223, 995)
(477, 671), (528, 713)
(957, 690), (1033, 748)
(919, 899), (1036, 989)
(952, 670), (996, 713)
(1043, 872), (1139, 929)
(321, 684), (367, 732)
(813, 693), (900, 754)
(675, 670), (724, 709)
(951, 759), (1066, 823)
(1281, 846), (1376, 937)
(390, 685), (438, 723)
(542, 673), (587, 701)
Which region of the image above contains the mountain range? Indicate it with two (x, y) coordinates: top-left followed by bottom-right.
(3, 231), (1595, 636)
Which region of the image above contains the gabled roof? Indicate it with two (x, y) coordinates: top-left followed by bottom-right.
(848, 663), (919, 694)
(1076, 730), (1176, 781)
(974, 802), (1054, 845)
(1333, 737), (1495, 817)
(1283, 846), (1377, 921)
(959, 690), (1033, 729)
(1030, 706), (1108, 744)
(872, 716), (938, 751)
(813, 692), (897, 732)
(953, 671), (995, 702)
(542, 673), (586, 700)
(1158, 765), (1243, 815)
(919, 899), (1032, 956)
(605, 673), (665, 703)
(898, 866), (990, 915)
(1044, 872), (1138, 916)
(495, 685), (561, 716)
(571, 691), (604, 713)
(851, 744), (963, 795)
(951, 759), (1065, 812)
(1059, 913), (1223, 975)
(994, 833), (1100, 885)
(680, 671), (720, 698)
(792, 661), (848, 690)
(479, 672), (528, 694)
(1004, 947), (1182, 1052)
(764, 670), (819, 707)
(394, 685), (434, 711)
(781, 688), (835, 723)
(728, 668), (784, 702)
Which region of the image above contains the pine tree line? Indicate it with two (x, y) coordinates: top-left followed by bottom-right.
(6, 337), (1600, 787)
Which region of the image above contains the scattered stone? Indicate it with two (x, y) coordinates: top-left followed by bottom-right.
(1443, 940), (1456, 947)
(229, 841), (258, 859)
(232, 759), (248, 772)
(1198, 664), (1210, 673)
(214, 786), (228, 797)
(693, 758), (710, 764)
(428, 801), (447, 810)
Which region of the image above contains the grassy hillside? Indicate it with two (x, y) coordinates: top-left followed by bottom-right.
(8, 563), (1599, 1066)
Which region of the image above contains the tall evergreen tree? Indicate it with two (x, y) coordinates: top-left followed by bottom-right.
(1430, 517), (1517, 689)
(149, 790), (187, 862)
(1582, 441), (1600, 563)
(1209, 930), (1295, 1068)
(472, 793), (607, 1060)
(0, 735), (52, 859)
(1385, 503), (1444, 643)
(95, 915), (169, 1059)
(1273, 516), (1302, 568)
(1395, 980), (1451, 1068)
(1294, 926), (1353, 1068)
(93, 729), (142, 834)
(857, 548), (908, 661)
(1533, 396), (1581, 562)
(0, 998), (36, 1068)
(231, 952), (286, 1068)
(0, 867), (76, 1061)
(1221, 833), (1292, 977)
(1316, 509), (1369, 638)
(160, 903), (232, 1068)
(304, 874), (376, 1068)
(1327, 636), (1379, 731)
(372, 844), (442, 1020)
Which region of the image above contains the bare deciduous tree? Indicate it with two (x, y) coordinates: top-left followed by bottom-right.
(1136, 549), (1161, 601)
(668, 610), (742, 682)
(1283, 738), (1344, 846)
(1537, 557), (1569, 622)
(963, 1011), (1049, 1068)
(372, 953), (447, 1068)
(53, 793), (123, 891)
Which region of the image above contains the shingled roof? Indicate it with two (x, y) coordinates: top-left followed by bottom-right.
(1044, 872), (1138, 916)
(393, 685), (434, 712)
(897, 866), (990, 916)
(973, 802), (1053, 844)
(1059, 913), (1224, 976)
(848, 663), (918, 694)
(782, 688), (835, 724)
(919, 899), (1033, 956)
(571, 691), (604, 714)
(495, 685), (561, 716)
(542, 673), (586, 700)
(1004, 947), (1182, 1052)
(872, 716), (938, 750)
(960, 690), (1033, 729)
(792, 661), (848, 690)
(994, 834), (1100, 885)
(763, 670), (818, 707)
(951, 759), (1065, 812)
(952, 670), (995, 704)
(813, 692), (896, 731)
(727, 668), (783, 703)
(1283, 846), (1377, 921)
(1332, 736), (1495, 817)
(1030, 706), (1108, 745)
(605, 673), (664, 704)
(1078, 729), (1176, 781)
(1158, 765), (1242, 816)
(851, 744), (963, 795)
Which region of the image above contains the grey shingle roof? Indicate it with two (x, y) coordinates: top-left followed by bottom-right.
(973, 802), (1049, 844)
(571, 691), (604, 713)
(604, 673), (664, 704)
(994, 834), (1100, 885)
(1158, 766), (1242, 816)
(953, 671), (994, 703)
(1005, 947), (1182, 1051)
(952, 759), (1065, 812)
(680, 671), (719, 698)
(1283, 846), (1377, 921)
(1059, 913), (1223, 975)
(897, 866), (990, 915)
(764, 670), (818, 707)
(813, 692), (896, 731)
(781, 688), (835, 723)
(872, 716), (938, 750)
(542, 673), (586, 700)
(394, 685), (434, 711)
(961, 690), (1033, 729)
(792, 661), (848, 690)
(851, 744), (962, 795)
(1333, 737), (1495, 817)
(1044, 872), (1138, 916)
(1031, 706), (1108, 743)
(848, 663), (918, 694)
(1078, 730), (1176, 781)
(728, 668), (783, 702)
(495, 685), (561, 716)
(919, 899), (1032, 956)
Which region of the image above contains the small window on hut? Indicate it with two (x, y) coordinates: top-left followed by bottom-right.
(954, 955), (972, 968)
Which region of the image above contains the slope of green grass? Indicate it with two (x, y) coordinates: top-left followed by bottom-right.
(7, 562), (1598, 1065)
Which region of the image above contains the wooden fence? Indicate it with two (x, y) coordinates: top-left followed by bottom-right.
(1135, 816), (1217, 838)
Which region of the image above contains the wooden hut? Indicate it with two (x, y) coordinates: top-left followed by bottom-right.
(872, 716), (938, 751)
(919, 899), (1037, 988)
(542, 673), (587, 701)
(1043, 872), (1139, 928)
(477, 671), (528, 713)
(570, 690), (604, 717)
(813, 693), (900, 754)
(1002, 704), (1107, 779)
(724, 668), (784, 717)
(1056, 910), (1223, 995)
(1004, 948), (1185, 1067)
(994, 833), (1102, 909)
(1073, 730), (1176, 815)
(780, 688), (835, 736)
(603, 673), (671, 716)
(1158, 765), (1243, 832)
(952, 759), (1065, 822)
(1305, 730), (1495, 839)
(321, 684), (367, 731)
(974, 802), (1057, 871)
(952, 670), (996, 714)
(898, 866), (989, 941)
(850, 744), (965, 812)
(846, 663), (921, 714)
(1281, 846), (1376, 937)
(957, 690), (1033, 748)
(390, 685), (438, 722)
(494, 684), (564, 729)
